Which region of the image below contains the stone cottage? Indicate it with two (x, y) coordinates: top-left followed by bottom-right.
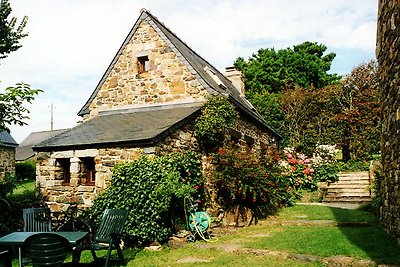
(377, 0), (400, 243)
(0, 131), (18, 179)
(33, 9), (281, 211)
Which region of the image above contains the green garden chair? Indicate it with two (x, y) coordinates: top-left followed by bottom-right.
(23, 233), (70, 267)
(21, 208), (53, 266)
(23, 207), (52, 232)
(73, 209), (128, 267)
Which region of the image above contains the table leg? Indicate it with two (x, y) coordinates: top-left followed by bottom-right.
(18, 247), (22, 267)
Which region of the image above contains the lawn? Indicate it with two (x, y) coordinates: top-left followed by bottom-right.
(123, 204), (400, 266)
(9, 204), (400, 266)
(13, 179), (35, 195)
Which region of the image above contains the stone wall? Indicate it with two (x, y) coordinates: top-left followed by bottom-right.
(86, 19), (208, 120)
(0, 147), (15, 178)
(37, 147), (142, 211)
(376, 0), (400, 243)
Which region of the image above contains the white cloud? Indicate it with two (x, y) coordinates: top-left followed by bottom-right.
(1, 0), (377, 142)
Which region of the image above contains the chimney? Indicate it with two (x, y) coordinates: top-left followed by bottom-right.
(224, 66), (245, 95)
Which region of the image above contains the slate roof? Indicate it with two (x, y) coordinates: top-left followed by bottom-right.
(77, 9), (281, 139)
(16, 129), (68, 161)
(34, 104), (202, 151)
(0, 131), (18, 148)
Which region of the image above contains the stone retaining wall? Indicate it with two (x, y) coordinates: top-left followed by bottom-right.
(376, 0), (400, 243)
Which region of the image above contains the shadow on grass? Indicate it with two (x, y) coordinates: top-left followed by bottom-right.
(330, 206), (400, 265)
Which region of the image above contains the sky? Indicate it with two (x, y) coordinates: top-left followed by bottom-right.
(1, 0), (378, 143)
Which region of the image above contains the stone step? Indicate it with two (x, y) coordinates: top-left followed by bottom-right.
(327, 188), (370, 194)
(322, 171), (372, 204)
(338, 171), (369, 177)
(323, 196), (372, 203)
(339, 176), (369, 181)
(328, 184), (369, 189)
(326, 191), (371, 197)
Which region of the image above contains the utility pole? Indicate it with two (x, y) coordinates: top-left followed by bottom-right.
(50, 103), (54, 131)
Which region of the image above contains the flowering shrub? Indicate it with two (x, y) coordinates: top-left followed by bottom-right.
(312, 145), (340, 183)
(281, 147), (317, 191)
(212, 144), (296, 215)
(312, 144), (339, 166)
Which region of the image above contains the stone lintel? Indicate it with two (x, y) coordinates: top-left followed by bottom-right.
(52, 150), (74, 158)
(74, 149), (98, 158)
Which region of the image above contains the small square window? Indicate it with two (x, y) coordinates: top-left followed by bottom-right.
(137, 56), (149, 74)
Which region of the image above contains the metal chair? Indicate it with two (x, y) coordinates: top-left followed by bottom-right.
(73, 209), (128, 267)
(23, 207), (52, 232)
(0, 250), (11, 267)
(23, 233), (70, 267)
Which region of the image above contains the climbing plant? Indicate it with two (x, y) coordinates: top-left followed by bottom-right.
(195, 96), (237, 149)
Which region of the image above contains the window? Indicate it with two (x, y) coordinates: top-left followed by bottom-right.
(81, 157), (96, 185)
(56, 158), (70, 185)
(244, 135), (255, 147)
(229, 128), (241, 143)
(137, 55), (149, 74)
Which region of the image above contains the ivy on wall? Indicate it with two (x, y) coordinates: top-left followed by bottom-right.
(195, 96), (237, 149)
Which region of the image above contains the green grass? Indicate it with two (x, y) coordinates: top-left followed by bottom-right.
(276, 204), (377, 223)
(13, 179), (35, 195)
(240, 225), (400, 263)
(127, 245), (323, 267)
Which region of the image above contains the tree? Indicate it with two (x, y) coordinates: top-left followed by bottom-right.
(0, 83), (42, 132)
(279, 61), (380, 160)
(0, 0), (28, 59)
(332, 60), (380, 160)
(234, 41), (340, 94)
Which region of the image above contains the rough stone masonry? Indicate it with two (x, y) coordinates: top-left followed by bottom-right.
(376, 0), (400, 243)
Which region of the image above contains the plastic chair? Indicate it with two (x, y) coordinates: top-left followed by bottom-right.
(0, 250), (11, 267)
(73, 209), (128, 267)
(22, 208), (52, 266)
(23, 208), (52, 232)
(23, 233), (70, 267)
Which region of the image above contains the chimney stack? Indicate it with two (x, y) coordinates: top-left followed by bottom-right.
(224, 66), (245, 96)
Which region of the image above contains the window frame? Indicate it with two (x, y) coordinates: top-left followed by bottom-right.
(81, 157), (96, 186)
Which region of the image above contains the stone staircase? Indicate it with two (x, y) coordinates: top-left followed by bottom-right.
(323, 171), (372, 205)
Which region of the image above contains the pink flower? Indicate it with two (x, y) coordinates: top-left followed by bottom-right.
(309, 168), (315, 173)
(287, 154), (293, 159)
(304, 159), (310, 164)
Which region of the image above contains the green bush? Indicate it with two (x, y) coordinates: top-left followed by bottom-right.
(0, 174), (16, 198)
(15, 161), (36, 181)
(313, 163), (339, 183)
(336, 160), (370, 172)
(212, 145), (296, 217)
(0, 186), (44, 236)
(86, 152), (204, 245)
